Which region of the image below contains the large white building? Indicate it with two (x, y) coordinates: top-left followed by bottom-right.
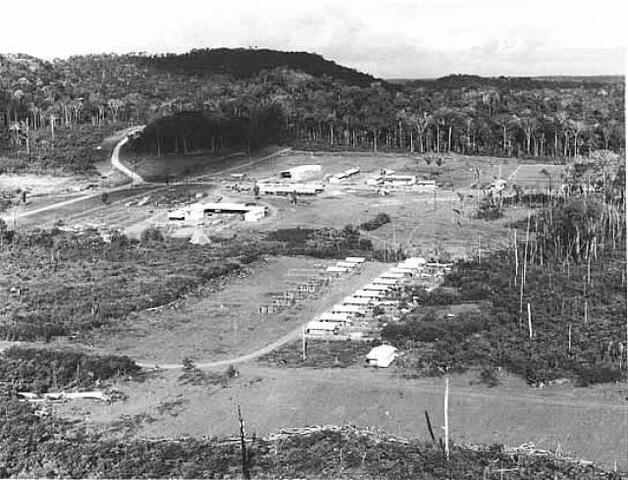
(168, 202), (266, 224)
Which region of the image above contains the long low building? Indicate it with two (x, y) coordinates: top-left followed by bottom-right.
(382, 174), (417, 186)
(379, 272), (407, 280)
(345, 257), (366, 264)
(372, 277), (401, 286)
(306, 321), (340, 336)
(331, 304), (367, 316)
(336, 261), (357, 269)
(342, 296), (372, 306)
(353, 289), (386, 299)
(318, 312), (352, 325)
(362, 283), (391, 292)
(329, 167), (361, 183)
(168, 202), (266, 223)
(280, 164), (322, 180)
(259, 183), (325, 196)
(326, 266), (351, 274)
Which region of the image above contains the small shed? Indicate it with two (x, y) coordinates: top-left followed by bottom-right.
(365, 345), (399, 368)
(190, 229), (211, 245)
(401, 257), (426, 269)
(345, 257), (366, 264)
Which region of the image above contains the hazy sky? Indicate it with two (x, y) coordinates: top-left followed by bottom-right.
(2, 0), (625, 78)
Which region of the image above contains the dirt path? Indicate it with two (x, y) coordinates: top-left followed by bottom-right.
(127, 260), (388, 367)
(110, 126), (145, 184)
(4, 147), (291, 224)
(136, 327), (302, 370)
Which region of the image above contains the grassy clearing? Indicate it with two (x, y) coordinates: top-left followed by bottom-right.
(16, 185), (161, 227)
(55, 365), (628, 470)
(249, 191), (525, 258)
(260, 340), (373, 368)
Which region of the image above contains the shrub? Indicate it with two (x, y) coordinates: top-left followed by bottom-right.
(0, 347), (140, 393)
(359, 213), (391, 231)
(575, 366), (623, 387)
(140, 226), (164, 242)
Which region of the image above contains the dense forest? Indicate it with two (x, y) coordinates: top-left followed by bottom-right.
(0, 49), (624, 174)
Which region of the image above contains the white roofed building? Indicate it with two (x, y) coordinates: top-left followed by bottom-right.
(365, 345), (399, 368)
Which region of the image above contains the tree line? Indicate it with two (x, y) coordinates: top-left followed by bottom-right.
(0, 50), (624, 168)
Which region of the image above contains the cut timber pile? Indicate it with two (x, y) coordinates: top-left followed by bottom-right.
(17, 390), (123, 403)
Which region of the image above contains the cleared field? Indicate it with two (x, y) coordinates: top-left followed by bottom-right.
(508, 164), (569, 190)
(210, 150), (529, 255)
(231, 190), (523, 257)
(227, 150), (521, 189)
(90, 256), (390, 364)
(17, 185), (162, 228)
(0, 173), (92, 196)
(118, 145), (282, 182)
(53, 366), (628, 471)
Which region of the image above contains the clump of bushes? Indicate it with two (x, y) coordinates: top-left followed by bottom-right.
(359, 213), (391, 231)
(475, 198), (503, 220)
(264, 225), (375, 259)
(178, 358), (238, 387)
(0, 230), (249, 341)
(140, 226), (164, 242)
(382, 311), (488, 347)
(0, 347), (140, 393)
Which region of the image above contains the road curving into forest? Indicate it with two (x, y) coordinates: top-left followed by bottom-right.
(110, 126), (146, 184)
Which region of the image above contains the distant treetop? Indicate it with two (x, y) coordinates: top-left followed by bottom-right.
(134, 48), (382, 88)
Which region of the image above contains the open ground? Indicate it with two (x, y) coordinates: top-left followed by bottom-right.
(90, 256), (389, 365)
(2, 142), (625, 472)
(52, 365), (628, 470)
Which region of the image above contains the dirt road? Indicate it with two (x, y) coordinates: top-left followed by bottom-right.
(136, 326), (303, 370)
(110, 126), (145, 183)
(4, 146), (291, 225)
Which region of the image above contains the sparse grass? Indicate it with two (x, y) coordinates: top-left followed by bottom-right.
(260, 340), (373, 368)
(90, 256), (389, 363)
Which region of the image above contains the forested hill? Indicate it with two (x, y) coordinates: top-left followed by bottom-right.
(399, 74), (624, 89)
(136, 48), (381, 87)
(0, 49), (625, 175)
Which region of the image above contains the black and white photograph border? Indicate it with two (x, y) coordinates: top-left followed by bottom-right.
(0, 0), (626, 477)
